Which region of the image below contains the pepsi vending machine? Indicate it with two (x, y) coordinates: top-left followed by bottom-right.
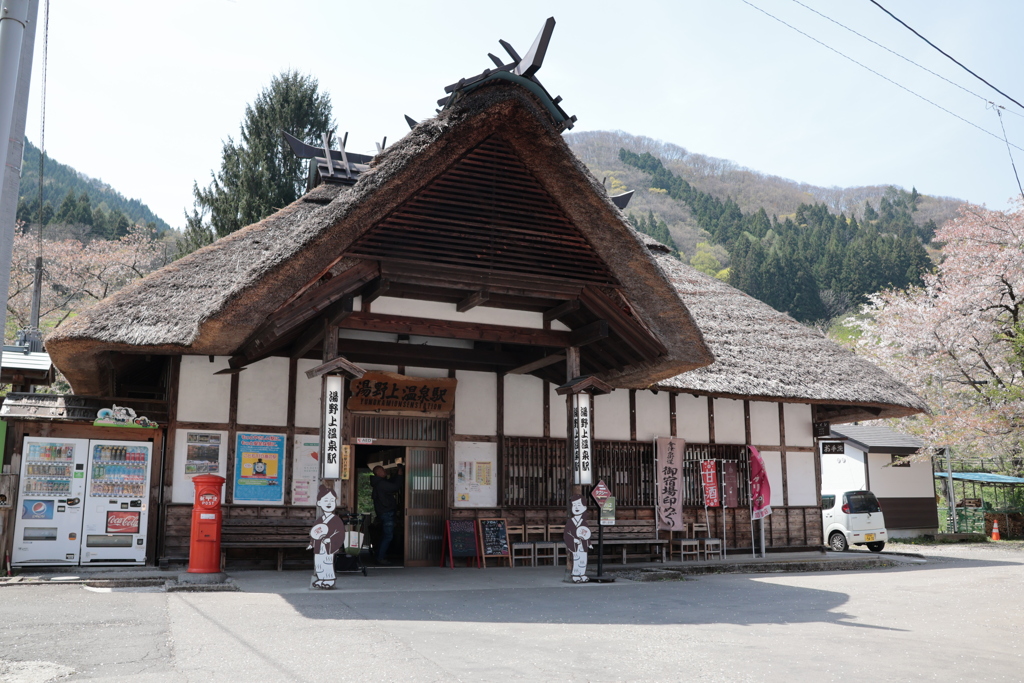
(11, 437), (90, 566)
(80, 439), (153, 564)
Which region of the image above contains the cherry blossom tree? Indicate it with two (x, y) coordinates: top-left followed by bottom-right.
(6, 224), (167, 341)
(857, 200), (1024, 471)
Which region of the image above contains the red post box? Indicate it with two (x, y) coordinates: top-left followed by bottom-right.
(188, 474), (225, 574)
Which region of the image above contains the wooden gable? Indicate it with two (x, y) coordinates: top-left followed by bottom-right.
(347, 136), (616, 286)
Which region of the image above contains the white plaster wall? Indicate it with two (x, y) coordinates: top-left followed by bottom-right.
(454, 371), (497, 435)
(594, 389), (631, 441)
(404, 366), (451, 378)
(338, 329), (396, 343)
(635, 390), (670, 442)
(760, 451), (785, 507)
(549, 382), (567, 439)
(786, 452), (818, 505)
(820, 442), (867, 493)
(749, 401), (780, 446)
(372, 296), (543, 329)
(784, 403), (815, 447)
(295, 359), (322, 428)
(867, 452), (935, 498)
(177, 355), (232, 424)
(359, 363), (399, 373)
(713, 398), (746, 444)
(237, 357), (289, 427)
(504, 374), (544, 437)
(675, 394), (709, 443)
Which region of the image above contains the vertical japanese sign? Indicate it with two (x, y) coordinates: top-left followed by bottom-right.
(723, 461), (739, 508)
(748, 446), (773, 520)
(701, 460), (720, 507)
(322, 375), (342, 479)
(655, 437), (685, 531)
(572, 393), (593, 485)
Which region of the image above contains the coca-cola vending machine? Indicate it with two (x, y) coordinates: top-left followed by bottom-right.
(80, 439), (153, 564)
(11, 437), (90, 566)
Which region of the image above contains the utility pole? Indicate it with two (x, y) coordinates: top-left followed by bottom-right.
(0, 0), (38, 347)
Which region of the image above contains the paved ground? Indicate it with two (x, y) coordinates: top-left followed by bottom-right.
(1, 542), (1021, 682)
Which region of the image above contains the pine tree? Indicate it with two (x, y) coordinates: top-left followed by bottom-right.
(184, 71), (335, 254)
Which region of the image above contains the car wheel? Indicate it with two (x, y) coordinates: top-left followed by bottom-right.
(829, 532), (848, 552)
(867, 541), (885, 553)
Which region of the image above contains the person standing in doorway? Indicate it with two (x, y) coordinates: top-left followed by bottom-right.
(371, 464), (404, 565)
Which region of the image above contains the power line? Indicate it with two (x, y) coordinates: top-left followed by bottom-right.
(739, 0), (1024, 154)
(790, 0), (1024, 118)
(994, 106), (1024, 199)
(868, 0), (1024, 113)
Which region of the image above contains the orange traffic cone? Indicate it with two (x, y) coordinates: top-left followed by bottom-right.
(992, 521), (1001, 541)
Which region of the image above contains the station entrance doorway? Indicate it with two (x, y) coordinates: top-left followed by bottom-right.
(351, 414), (448, 567)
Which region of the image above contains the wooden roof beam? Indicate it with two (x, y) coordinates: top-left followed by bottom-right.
(506, 353), (566, 376)
(456, 290), (490, 312)
(362, 277), (390, 305)
(340, 312), (570, 347)
(543, 299), (579, 322)
(290, 296), (354, 359)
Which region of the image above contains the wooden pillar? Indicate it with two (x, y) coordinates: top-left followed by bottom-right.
(669, 392), (677, 438)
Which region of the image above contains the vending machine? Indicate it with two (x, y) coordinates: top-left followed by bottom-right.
(11, 437), (90, 566)
(80, 439), (153, 564)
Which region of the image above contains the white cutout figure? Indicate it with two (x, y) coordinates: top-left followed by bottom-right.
(308, 484), (343, 589)
(563, 496), (593, 583)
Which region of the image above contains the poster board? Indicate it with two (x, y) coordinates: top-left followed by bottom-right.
(171, 429), (228, 503)
(292, 435), (320, 506)
(453, 441), (497, 507)
(233, 432), (285, 504)
(477, 518), (510, 567)
(441, 519), (480, 568)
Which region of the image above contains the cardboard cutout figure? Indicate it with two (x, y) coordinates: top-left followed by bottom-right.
(563, 496), (593, 583)
(308, 484), (344, 589)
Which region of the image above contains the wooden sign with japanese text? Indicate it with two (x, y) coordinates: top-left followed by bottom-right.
(347, 371), (457, 414)
(572, 393), (593, 485)
(322, 375), (342, 479)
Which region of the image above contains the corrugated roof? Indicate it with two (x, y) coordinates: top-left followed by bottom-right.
(1, 348), (53, 372)
(935, 472), (1024, 485)
(831, 424), (924, 453)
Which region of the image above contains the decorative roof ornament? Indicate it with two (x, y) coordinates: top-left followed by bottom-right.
(283, 130), (375, 188)
(438, 17), (577, 132)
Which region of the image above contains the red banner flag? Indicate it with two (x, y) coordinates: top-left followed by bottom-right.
(700, 460), (720, 508)
(748, 446), (772, 520)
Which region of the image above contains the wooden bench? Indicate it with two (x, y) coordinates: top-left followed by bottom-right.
(587, 520), (668, 564)
(220, 518), (313, 571)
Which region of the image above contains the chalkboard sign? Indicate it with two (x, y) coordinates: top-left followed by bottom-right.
(440, 520), (481, 569)
(478, 518), (510, 567)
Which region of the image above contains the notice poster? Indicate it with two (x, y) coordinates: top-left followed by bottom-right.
(292, 436), (320, 506)
(655, 437), (686, 531)
(453, 442), (497, 507)
(233, 432), (285, 504)
(185, 432), (222, 477)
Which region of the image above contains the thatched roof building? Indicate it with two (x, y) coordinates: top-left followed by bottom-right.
(45, 79), (923, 425)
(47, 83), (714, 395)
(638, 235), (926, 422)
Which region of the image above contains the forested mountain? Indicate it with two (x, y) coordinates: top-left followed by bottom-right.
(565, 130), (962, 323)
(565, 130), (962, 262)
(15, 139), (170, 234)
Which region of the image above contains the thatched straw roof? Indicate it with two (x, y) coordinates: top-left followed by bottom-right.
(46, 82), (714, 394)
(637, 235), (926, 422)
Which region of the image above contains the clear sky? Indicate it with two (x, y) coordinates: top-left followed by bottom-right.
(23, 0), (1024, 228)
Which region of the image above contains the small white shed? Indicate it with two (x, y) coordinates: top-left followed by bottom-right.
(820, 424), (938, 537)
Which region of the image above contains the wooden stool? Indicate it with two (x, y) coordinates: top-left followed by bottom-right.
(548, 524), (567, 565)
(512, 542), (535, 567)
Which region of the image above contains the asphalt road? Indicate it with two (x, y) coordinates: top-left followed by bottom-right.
(1, 543), (1021, 682)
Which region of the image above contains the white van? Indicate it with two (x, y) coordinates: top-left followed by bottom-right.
(821, 490), (887, 552)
